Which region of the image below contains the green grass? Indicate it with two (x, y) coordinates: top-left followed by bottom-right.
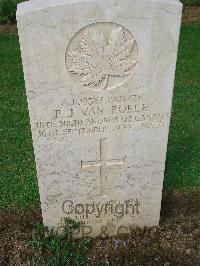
(181, 0), (200, 5)
(0, 24), (200, 213)
(165, 24), (200, 189)
(28, 218), (92, 265)
(0, 0), (26, 24)
(0, 35), (40, 212)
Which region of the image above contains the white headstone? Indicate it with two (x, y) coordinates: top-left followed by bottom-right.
(17, 0), (182, 238)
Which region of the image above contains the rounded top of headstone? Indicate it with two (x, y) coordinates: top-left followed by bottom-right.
(17, 0), (182, 17)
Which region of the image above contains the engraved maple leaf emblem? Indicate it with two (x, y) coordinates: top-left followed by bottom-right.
(67, 27), (137, 90)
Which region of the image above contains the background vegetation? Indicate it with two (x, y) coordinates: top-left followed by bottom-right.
(0, 0), (26, 24)
(28, 219), (92, 265)
(182, 0), (200, 5)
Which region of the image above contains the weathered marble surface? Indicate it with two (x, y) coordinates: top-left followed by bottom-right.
(17, 0), (182, 238)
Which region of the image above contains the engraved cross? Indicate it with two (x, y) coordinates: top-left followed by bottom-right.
(81, 138), (125, 196)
